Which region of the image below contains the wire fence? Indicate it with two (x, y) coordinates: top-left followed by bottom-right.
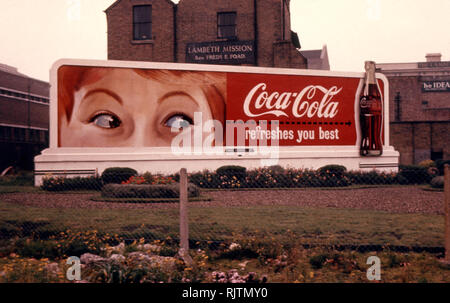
(0, 162), (448, 257)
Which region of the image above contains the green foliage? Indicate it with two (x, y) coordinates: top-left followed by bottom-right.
(435, 159), (450, 176)
(101, 167), (138, 184)
(398, 165), (432, 184)
(347, 170), (396, 185)
(187, 166), (410, 189)
(11, 230), (111, 259)
(309, 254), (328, 269)
(142, 172), (153, 184)
(188, 171), (220, 189)
(101, 183), (200, 199)
(418, 160), (436, 168)
(13, 239), (60, 259)
(267, 165), (285, 174)
(216, 165), (247, 179)
(318, 165), (347, 177)
(0, 171), (33, 186)
(40, 176), (103, 191)
(430, 176), (444, 189)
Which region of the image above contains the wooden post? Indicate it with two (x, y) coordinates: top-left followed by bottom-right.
(444, 164), (450, 264)
(179, 168), (192, 265)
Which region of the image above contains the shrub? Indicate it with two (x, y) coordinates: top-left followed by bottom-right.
(347, 170), (396, 185)
(435, 160), (450, 176)
(317, 165), (350, 187)
(188, 171), (220, 188)
(0, 171), (33, 186)
(41, 176), (102, 191)
(418, 160), (436, 168)
(430, 176), (444, 189)
(101, 183), (200, 199)
(151, 175), (176, 185)
(13, 239), (60, 259)
(216, 165), (247, 179)
(142, 172), (153, 184)
(318, 165), (347, 177)
(309, 254), (328, 269)
(267, 165), (285, 174)
(101, 167), (137, 184)
(245, 168), (279, 188)
(398, 165), (431, 184)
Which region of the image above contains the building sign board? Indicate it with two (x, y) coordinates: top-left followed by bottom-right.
(186, 40), (255, 65)
(421, 80), (450, 92)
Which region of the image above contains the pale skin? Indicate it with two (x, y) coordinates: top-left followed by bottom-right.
(60, 69), (214, 147)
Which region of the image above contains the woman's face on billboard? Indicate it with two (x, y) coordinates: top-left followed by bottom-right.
(59, 68), (217, 147)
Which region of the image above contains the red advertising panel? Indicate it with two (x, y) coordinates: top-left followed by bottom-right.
(227, 73), (360, 146)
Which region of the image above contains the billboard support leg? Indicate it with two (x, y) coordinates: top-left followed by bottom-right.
(179, 168), (192, 265)
(444, 165), (450, 264)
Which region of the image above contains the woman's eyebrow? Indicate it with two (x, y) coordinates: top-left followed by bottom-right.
(81, 88), (123, 105)
(158, 91), (198, 105)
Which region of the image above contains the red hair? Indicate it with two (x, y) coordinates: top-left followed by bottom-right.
(57, 65), (226, 122)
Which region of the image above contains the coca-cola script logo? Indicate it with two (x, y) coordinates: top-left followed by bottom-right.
(243, 83), (342, 119)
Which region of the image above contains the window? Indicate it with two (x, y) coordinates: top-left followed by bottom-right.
(133, 5), (152, 40)
(431, 149), (443, 161)
(218, 12), (236, 39)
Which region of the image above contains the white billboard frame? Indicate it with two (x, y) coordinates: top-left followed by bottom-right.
(34, 59), (399, 185)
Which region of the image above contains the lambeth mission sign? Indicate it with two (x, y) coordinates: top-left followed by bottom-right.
(186, 40), (255, 65)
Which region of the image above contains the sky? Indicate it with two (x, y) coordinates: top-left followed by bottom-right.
(0, 0), (449, 82)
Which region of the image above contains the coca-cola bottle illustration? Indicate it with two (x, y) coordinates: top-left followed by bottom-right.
(359, 61), (383, 156)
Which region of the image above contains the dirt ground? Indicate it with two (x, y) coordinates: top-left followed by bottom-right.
(0, 186), (444, 215)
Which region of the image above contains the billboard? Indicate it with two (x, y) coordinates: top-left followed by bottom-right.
(55, 60), (386, 150)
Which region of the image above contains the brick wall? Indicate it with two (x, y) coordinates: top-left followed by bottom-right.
(0, 70), (49, 130)
(387, 75), (450, 122)
(390, 121), (450, 164)
(106, 0), (306, 68)
(0, 69), (50, 170)
(106, 0), (175, 62)
(176, 0), (256, 63)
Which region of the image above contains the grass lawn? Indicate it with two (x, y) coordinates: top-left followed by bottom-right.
(0, 198), (444, 248)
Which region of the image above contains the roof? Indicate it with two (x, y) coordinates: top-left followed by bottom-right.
(0, 63), (49, 84)
(0, 63), (27, 77)
(300, 45), (330, 70)
(300, 49), (321, 59)
(105, 0), (175, 13)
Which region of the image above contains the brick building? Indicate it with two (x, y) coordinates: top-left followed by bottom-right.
(105, 0), (307, 68)
(300, 45), (330, 70)
(378, 54), (450, 164)
(0, 64), (49, 171)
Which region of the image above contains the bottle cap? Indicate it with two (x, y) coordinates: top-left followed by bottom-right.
(364, 61), (376, 71)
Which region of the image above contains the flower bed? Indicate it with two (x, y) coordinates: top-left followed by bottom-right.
(101, 183), (200, 199)
(39, 162), (442, 192)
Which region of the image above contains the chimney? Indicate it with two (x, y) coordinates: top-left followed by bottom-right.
(426, 53), (442, 62)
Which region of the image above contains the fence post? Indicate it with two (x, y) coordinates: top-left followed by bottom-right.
(179, 168), (192, 265)
(444, 164), (450, 264)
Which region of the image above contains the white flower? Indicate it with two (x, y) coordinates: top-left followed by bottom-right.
(229, 243), (241, 251)
(109, 254), (125, 262)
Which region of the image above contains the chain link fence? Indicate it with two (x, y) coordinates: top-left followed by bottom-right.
(0, 161), (448, 260)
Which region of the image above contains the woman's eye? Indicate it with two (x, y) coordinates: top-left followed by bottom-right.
(90, 113), (122, 129)
(164, 114), (193, 129)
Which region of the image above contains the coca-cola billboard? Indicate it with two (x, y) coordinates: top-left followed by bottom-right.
(35, 59), (397, 186)
(54, 60), (386, 150)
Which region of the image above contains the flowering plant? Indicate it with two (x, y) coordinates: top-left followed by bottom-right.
(121, 176), (146, 185)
